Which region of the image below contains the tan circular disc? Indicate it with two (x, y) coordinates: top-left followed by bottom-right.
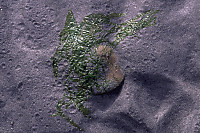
(94, 45), (124, 94)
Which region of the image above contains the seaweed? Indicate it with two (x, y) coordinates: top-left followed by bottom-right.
(51, 9), (159, 131)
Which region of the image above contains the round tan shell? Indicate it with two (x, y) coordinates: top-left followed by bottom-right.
(94, 45), (124, 94)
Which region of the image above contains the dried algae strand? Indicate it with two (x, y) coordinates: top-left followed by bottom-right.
(51, 9), (160, 131)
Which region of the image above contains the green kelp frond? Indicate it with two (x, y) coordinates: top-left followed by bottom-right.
(51, 9), (159, 131)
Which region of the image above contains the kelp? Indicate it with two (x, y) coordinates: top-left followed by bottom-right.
(51, 9), (159, 131)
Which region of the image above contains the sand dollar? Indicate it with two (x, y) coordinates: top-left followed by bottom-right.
(93, 45), (124, 94)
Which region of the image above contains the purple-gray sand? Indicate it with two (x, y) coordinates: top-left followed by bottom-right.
(0, 0), (200, 133)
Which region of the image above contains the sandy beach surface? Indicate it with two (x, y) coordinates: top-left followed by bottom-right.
(1, 0), (200, 132)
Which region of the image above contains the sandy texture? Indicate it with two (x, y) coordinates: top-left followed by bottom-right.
(1, 0), (200, 133)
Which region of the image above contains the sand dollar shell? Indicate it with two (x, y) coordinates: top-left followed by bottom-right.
(93, 45), (124, 94)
